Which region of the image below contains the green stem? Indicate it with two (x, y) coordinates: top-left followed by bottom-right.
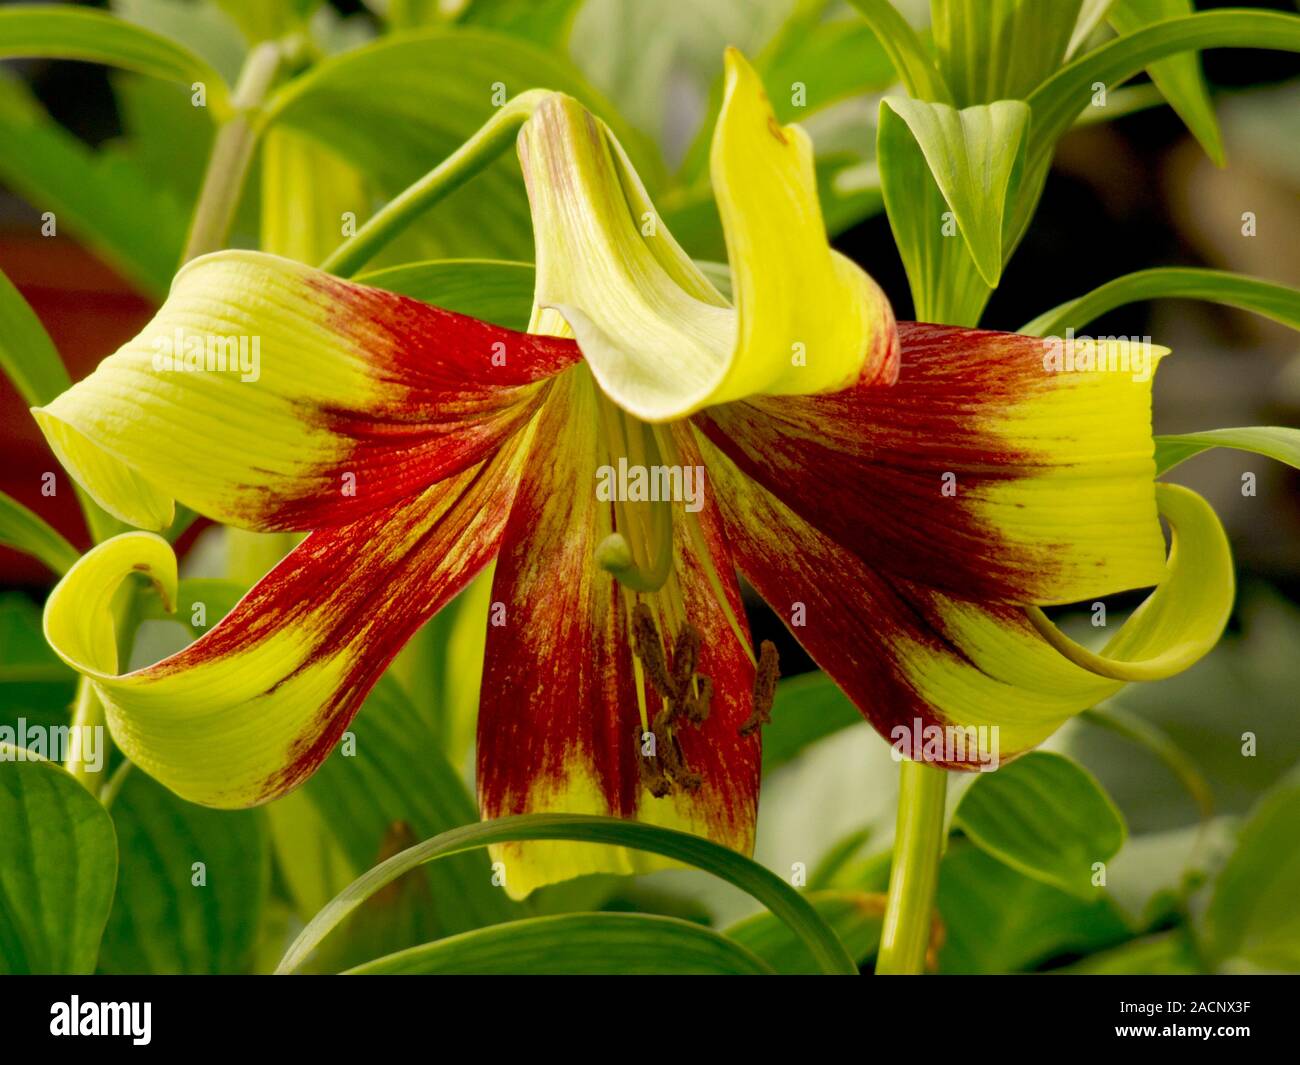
(319, 89), (549, 278)
(876, 758), (947, 974)
(64, 676), (106, 790)
(181, 41), (283, 262)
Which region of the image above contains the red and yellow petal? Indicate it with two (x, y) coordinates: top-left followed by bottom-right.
(477, 368), (758, 898)
(695, 321), (1167, 606)
(43, 427), (536, 807)
(700, 433), (1230, 765)
(33, 251), (579, 532)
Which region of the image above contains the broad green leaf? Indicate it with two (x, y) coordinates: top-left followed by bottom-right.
(0, 73), (189, 297)
(263, 28), (658, 261)
(359, 260), (535, 331)
(98, 770), (268, 974)
(762, 671), (862, 774)
(1108, 0), (1224, 165)
(279, 814), (858, 975)
(110, 72), (214, 219)
(261, 126), (369, 263)
(111, 0), (247, 89)
(269, 675), (516, 970)
(931, 0), (1082, 106)
(847, 0), (951, 103)
(0, 5), (231, 116)
(879, 96), (1028, 287)
(0, 490), (78, 576)
(0, 758), (117, 974)
(1020, 267), (1300, 337)
(0, 263), (70, 406)
(0, 594), (75, 708)
(1056, 929), (1201, 974)
(1203, 772), (1300, 972)
(936, 840), (1130, 973)
(459, 0), (582, 49)
(1154, 427), (1300, 476)
(876, 99), (990, 324)
(953, 751), (1126, 899)
(725, 890), (884, 974)
(346, 913), (774, 975)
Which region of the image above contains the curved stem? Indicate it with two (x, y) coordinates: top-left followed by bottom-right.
(64, 676), (106, 789)
(181, 41), (283, 262)
(876, 758), (947, 974)
(318, 90), (550, 278)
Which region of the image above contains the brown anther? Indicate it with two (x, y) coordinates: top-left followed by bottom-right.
(670, 625), (700, 693)
(739, 640), (780, 737)
(682, 674), (712, 726)
(632, 602), (676, 701)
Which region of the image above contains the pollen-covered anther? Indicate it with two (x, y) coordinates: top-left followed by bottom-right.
(632, 602), (711, 793)
(739, 639), (779, 737)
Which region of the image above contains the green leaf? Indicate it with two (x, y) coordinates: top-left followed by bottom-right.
(214, 0), (317, 44)
(931, 0), (1082, 106)
(1015, 10), (1300, 258)
(98, 770), (267, 974)
(263, 28), (658, 261)
(936, 840), (1130, 973)
(0, 5), (231, 116)
(347, 912), (774, 975)
(278, 814), (857, 975)
(1154, 427), (1300, 476)
(0, 262), (70, 406)
(1108, 0), (1224, 166)
(0, 490), (79, 576)
(953, 751), (1126, 899)
(876, 99), (991, 324)
(359, 259), (535, 331)
(846, 0), (952, 103)
(725, 890), (884, 974)
(268, 675), (516, 971)
(1081, 703), (1214, 821)
(1019, 267), (1300, 337)
(0, 73), (189, 298)
(1203, 772), (1300, 971)
(762, 671), (862, 774)
(879, 96), (1028, 287)
(459, 0), (583, 49)
(1056, 928), (1201, 974)
(0, 758), (117, 974)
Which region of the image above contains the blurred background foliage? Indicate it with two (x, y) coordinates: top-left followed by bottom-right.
(0, 0), (1297, 975)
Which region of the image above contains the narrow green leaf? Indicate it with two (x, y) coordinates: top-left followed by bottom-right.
(0, 758), (117, 974)
(725, 890), (884, 974)
(0, 263), (70, 406)
(347, 913), (775, 975)
(1019, 267), (1300, 337)
(0, 74), (189, 297)
(0, 5), (230, 116)
(1014, 10), (1300, 258)
(1081, 703), (1214, 821)
(98, 771), (268, 974)
(1068, 0), (1119, 59)
(0, 490), (79, 576)
(953, 751), (1126, 899)
(846, 0), (952, 103)
(1154, 427), (1300, 475)
(278, 814), (857, 975)
(269, 675), (516, 970)
(879, 96), (1028, 287)
(1109, 0), (1225, 165)
(876, 100), (992, 324)
(1203, 772), (1300, 971)
(931, 0), (1082, 106)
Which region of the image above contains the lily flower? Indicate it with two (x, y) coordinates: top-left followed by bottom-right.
(36, 51), (1228, 898)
